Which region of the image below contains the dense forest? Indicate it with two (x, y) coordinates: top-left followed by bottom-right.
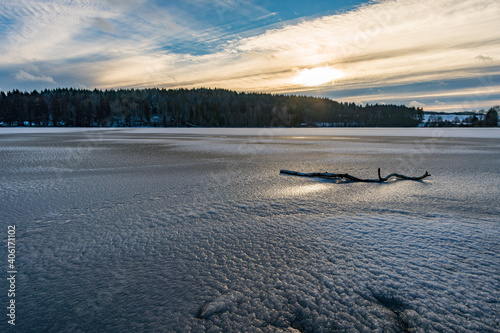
(0, 88), (424, 127)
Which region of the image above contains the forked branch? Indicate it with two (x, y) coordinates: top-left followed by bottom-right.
(280, 168), (431, 183)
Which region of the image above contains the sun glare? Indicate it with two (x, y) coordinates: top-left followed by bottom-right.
(293, 66), (344, 86)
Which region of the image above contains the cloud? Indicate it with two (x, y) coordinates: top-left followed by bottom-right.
(0, 0), (499, 112)
(94, 0), (499, 94)
(409, 101), (426, 108)
(15, 70), (55, 83)
(476, 55), (493, 62)
(225, 0), (500, 89)
(328, 84), (500, 104)
(93, 17), (115, 34)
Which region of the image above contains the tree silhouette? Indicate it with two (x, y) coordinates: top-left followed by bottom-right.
(0, 87), (426, 128)
(484, 107), (499, 127)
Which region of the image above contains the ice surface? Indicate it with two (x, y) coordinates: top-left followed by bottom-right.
(1, 129), (499, 332)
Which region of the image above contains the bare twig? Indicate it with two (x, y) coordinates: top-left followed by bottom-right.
(280, 168), (431, 183)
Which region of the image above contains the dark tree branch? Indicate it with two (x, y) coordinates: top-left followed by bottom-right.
(280, 168), (431, 183)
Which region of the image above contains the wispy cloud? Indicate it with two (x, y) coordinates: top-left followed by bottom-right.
(475, 55), (493, 62)
(93, 0), (500, 95)
(220, 0), (500, 91)
(15, 70), (55, 83)
(409, 101), (426, 108)
(0, 0), (499, 111)
(92, 17), (115, 34)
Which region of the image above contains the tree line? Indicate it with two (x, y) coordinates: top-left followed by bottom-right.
(423, 107), (499, 127)
(0, 88), (424, 127)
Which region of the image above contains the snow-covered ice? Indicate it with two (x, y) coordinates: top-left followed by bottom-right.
(1, 127), (500, 138)
(0, 128), (499, 332)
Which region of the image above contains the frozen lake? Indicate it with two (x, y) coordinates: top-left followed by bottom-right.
(1, 128), (499, 332)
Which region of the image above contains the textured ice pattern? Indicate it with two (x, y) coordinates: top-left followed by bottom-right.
(1, 129), (499, 332)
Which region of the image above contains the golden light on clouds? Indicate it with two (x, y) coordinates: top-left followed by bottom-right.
(1, 0), (500, 111)
(292, 67), (344, 87)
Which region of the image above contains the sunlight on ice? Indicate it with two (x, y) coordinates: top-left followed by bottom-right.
(293, 66), (344, 86)
(278, 183), (330, 197)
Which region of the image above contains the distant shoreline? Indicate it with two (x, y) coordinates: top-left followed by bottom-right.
(1, 127), (499, 139)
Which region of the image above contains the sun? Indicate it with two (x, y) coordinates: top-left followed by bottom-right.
(293, 66), (344, 86)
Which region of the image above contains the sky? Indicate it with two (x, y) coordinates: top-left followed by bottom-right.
(1, 0), (499, 112)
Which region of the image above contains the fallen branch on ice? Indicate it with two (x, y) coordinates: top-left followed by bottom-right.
(280, 168), (431, 183)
